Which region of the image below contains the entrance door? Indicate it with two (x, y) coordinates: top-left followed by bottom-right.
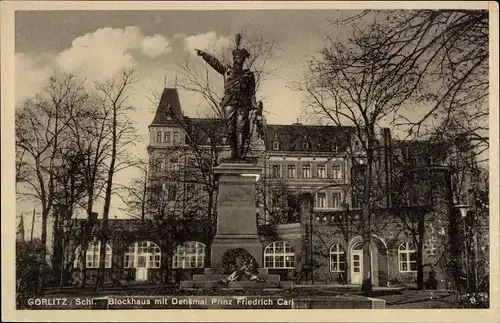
(350, 250), (363, 284)
(136, 255), (148, 281)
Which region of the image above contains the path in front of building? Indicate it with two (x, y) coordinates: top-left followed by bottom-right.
(45, 283), (460, 308)
(378, 290), (456, 308)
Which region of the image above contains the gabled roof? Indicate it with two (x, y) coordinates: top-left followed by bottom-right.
(150, 88), (184, 126)
(185, 118), (226, 145)
(266, 124), (354, 152)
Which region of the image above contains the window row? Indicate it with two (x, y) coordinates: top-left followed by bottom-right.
(271, 141), (339, 152)
(153, 130), (182, 144)
(314, 191), (344, 209)
(271, 164), (343, 179)
(73, 240), (418, 273)
(153, 158), (181, 172)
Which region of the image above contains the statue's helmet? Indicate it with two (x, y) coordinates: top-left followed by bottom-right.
(232, 47), (250, 63)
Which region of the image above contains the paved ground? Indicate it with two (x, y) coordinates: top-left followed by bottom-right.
(378, 290), (456, 308)
(44, 284), (476, 308)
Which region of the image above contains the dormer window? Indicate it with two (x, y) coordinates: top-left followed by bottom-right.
(331, 142), (338, 152)
(272, 142), (280, 150)
(302, 142), (309, 150)
(222, 137), (227, 145)
(164, 132), (171, 143)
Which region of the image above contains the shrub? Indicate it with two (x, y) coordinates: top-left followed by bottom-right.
(16, 240), (51, 308)
(425, 269), (439, 290)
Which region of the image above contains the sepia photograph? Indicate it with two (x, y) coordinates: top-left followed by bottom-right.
(1, 1), (498, 322)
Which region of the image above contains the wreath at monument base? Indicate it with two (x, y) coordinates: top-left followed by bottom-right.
(221, 248), (259, 275)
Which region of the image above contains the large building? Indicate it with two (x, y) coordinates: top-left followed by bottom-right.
(56, 88), (484, 289)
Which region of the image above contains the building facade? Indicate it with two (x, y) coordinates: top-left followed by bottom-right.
(60, 88), (482, 289)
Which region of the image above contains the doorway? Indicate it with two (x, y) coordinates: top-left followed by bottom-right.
(350, 242), (363, 284)
(136, 255), (148, 281)
(350, 241), (375, 285)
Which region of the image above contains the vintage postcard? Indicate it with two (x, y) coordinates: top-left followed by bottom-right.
(1, 1), (499, 322)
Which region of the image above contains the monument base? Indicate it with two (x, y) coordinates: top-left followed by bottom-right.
(180, 162), (295, 291)
(210, 235), (263, 269)
(180, 268), (293, 290)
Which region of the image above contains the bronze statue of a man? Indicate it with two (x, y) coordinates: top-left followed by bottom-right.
(195, 34), (258, 160)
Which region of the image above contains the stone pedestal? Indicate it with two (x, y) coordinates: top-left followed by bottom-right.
(211, 163), (263, 268)
(180, 162), (292, 290)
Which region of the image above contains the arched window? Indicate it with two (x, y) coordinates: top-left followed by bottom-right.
(172, 241), (206, 269)
(329, 244), (345, 272)
(124, 241), (161, 269)
(398, 242), (417, 272)
(264, 241), (294, 269)
(74, 241), (112, 269)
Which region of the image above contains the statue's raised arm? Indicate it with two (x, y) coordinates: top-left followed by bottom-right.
(195, 34), (259, 160)
(195, 49), (228, 75)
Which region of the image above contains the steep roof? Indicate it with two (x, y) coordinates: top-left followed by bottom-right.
(185, 118), (226, 145)
(150, 88), (184, 126)
(266, 124), (354, 152)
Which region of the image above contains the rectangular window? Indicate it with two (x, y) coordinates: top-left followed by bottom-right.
(170, 158), (179, 171)
(352, 193), (360, 208)
(275, 256), (285, 268)
(124, 254), (134, 268)
(302, 164), (311, 179)
(317, 164), (326, 179)
(164, 132), (171, 143)
(172, 256), (178, 269)
(332, 192), (341, 208)
(157, 159), (165, 172)
(156, 131), (162, 143)
(167, 185), (177, 201)
(287, 165), (296, 178)
(173, 132), (179, 144)
(272, 165), (281, 178)
(315, 192), (327, 208)
(332, 164), (342, 179)
(265, 256), (273, 268)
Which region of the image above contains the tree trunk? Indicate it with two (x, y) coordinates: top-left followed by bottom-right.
(361, 138), (374, 296)
(96, 99), (118, 291)
(445, 170), (461, 290)
(205, 190), (215, 267)
(417, 212), (425, 289)
(37, 209), (48, 296)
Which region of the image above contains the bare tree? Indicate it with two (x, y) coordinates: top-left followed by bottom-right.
(91, 70), (139, 291)
(335, 10), (489, 154)
(119, 161), (149, 221)
(51, 146), (88, 289)
(303, 15), (430, 293)
(15, 74), (88, 295)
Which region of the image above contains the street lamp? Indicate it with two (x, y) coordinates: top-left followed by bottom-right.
(455, 204), (470, 291)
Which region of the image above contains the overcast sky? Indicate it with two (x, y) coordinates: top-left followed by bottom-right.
(15, 9), (368, 227)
